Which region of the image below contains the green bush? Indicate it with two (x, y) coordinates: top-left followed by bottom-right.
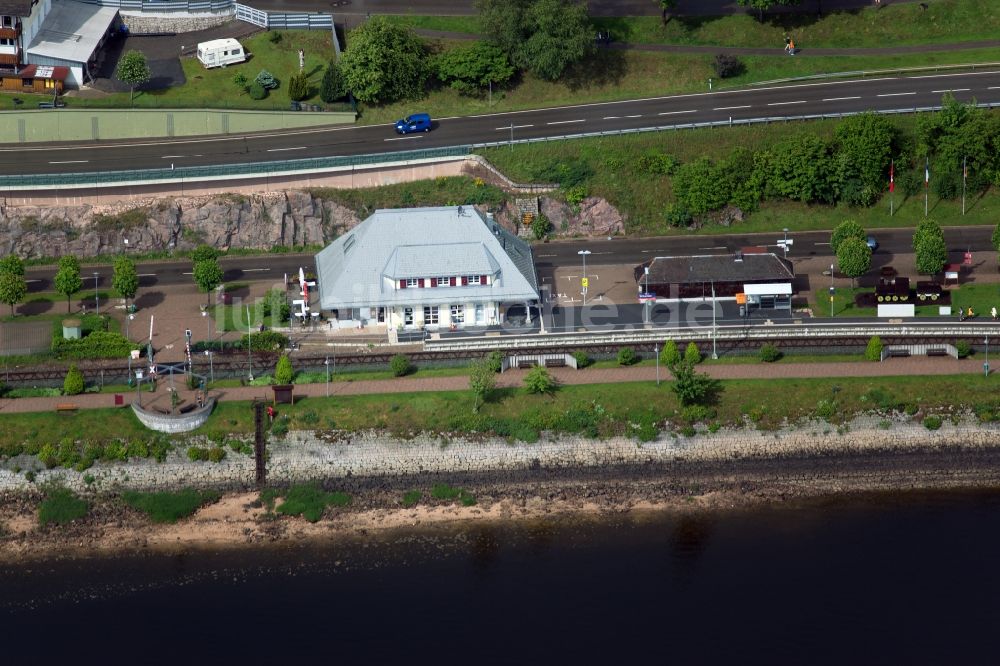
(681, 404), (716, 424)
(431, 483), (463, 500)
(287, 72), (309, 101)
(267, 30), (282, 43)
(248, 82), (267, 100)
(635, 417), (659, 442)
(524, 366), (557, 395)
(660, 340), (680, 366)
(759, 343), (782, 363)
(62, 364), (84, 396)
(955, 340), (972, 358)
(276, 483), (350, 523)
(122, 489), (220, 523)
(270, 415), (289, 438)
(402, 490), (421, 508)
(390, 354), (413, 377)
(571, 351), (592, 368)
(39, 487), (88, 526)
(186, 446), (209, 462)
(274, 354), (294, 385)
(564, 185), (588, 206)
(923, 415), (943, 430)
(53, 331), (138, 360)
(207, 446), (226, 463)
(865, 336), (884, 361)
(485, 350), (504, 373)
(684, 342), (702, 364)
(239, 331), (289, 352)
(255, 69), (279, 89)
(815, 399), (838, 422)
(617, 347), (638, 366)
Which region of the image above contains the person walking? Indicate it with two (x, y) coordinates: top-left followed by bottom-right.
(789, 39), (796, 55)
(992, 306), (997, 321)
(784, 36), (791, 54)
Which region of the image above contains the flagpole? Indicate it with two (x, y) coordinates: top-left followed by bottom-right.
(924, 157), (929, 217)
(889, 159), (894, 217)
(962, 155), (967, 216)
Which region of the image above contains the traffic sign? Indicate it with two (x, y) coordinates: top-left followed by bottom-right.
(582, 278), (589, 289)
(639, 292), (656, 302)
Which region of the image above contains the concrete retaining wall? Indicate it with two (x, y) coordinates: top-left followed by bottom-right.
(120, 10), (235, 33)
(0, 109), (355, 143)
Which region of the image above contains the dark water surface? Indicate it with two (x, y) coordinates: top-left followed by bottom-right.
(3, 490), (1000, 664)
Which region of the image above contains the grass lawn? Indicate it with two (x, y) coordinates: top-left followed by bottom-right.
(388, 2), (1000, 49)
(810, 283), (1000, 319)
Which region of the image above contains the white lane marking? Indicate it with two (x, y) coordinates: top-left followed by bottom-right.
(48, 160), (88, 164)
(714, 105), (751, 110)
(931, 88), (970, 93)
(877, 92), (916, 97)
(909, 71), (1000, 79)
(138, 273), (157, 277)
(658, 110), (697, 115)
(546, 119), (585, 125)
(537, 254), (557, 257)
(25, 279), (42, 283)
(603, 116), (621, 119)
(182, 272), (193, 275)
(383, 135), (425, 141)
(590, 252), (613, 255)
(495, 124), (533, 130)
(266, 146), (307, 152)
(243, 268), (269, 272)
(699, 246), (729, 250)
(768, 100), (807, 106)
(161, 155), (185, 159)
(822, 96), (861, 101)
(624, 114), (642, 118)
(815, 242), (831, 246)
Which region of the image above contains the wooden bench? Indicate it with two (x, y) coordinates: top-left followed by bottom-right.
(926, 348), (949, 357)
(55, 403), (78, 412)
(517, 360), (538, 369)
(545, 358), (567, 368)
(886, 349), (911, 358)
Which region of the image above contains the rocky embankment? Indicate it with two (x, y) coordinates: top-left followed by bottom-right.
(0, 189), (628, 259)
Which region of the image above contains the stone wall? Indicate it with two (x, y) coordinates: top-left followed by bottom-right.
(2, 415), (999, 494)
(120, 11), (236, 34)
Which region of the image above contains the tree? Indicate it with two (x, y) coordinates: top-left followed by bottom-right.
(63, 364), (85, 396)
(0, 254), (24, 278)
(673, 157), (731, 215)
(0, 268), (26, 316)
(274, 354), (294, 385)
(434, 41), (515, 95)
(531, 213), (551, 240)
(830, 219), (867, 255)
(390, 354), (413, 377)
(340, 17), (429, 104)
(713, 54), (744, 79)
(193, 258), (224, 306)
(669, 360), (720, 406)
(469, 358), (496, 412)
(992, 222), (1000, 262)
(836, 236), (872, 288)
(833, 112), (895, 206)
(54, 255), (83, 313)
(865, 336), (884, 362)
(476, 0), (594, 81)
(657, 0), (677, 24)
(112, 255), (139, 305)
(523, 365), (557, 395)
(913, 219), (948, 276)
(190, 244), (219, 263)
(769, 134), (834, 204)
(684, 342), (702, 365)
(737, 0), (802, 22)
(660, 340), (680, 366)
(319, 60), (347, 103)
(116, 50), (151, 103)
(287, 71), (309, 101)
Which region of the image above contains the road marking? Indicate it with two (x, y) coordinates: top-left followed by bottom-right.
(182, 272), (193, 275)
(243, 268), (269, 272)
(266, 146), (307, 152)
(822, 96), (861, 102)
(699, 246), (729, 250)
(990, 86), (1000, 90)
(624, 114), (642, 118)
(714, 105), (751, 110)
(161, 155), (185, 159)
(25, 279), (41, 283)
(48, 160), (88, 164)
(877, 92), (916, 97)
(657, 110), (697, 115)
(495, 124), (533, 130)
(537, 254), (557, 257)
(547, 119), (585, 125)
(909, 70), (1000, 79)
(603, 116), (621, 119)
(931, 88), (970, 93)
(768, 100), (807, 106)
(138, 273), (157, 277)
(383, 135), (425, 141)
(814, 242), (831, 246)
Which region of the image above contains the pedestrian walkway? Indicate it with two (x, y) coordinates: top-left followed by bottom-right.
(0, 356), (983, 415)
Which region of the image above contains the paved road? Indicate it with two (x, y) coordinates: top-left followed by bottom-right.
(4, 70), (1000, 175)
(247, 0), (917, 18)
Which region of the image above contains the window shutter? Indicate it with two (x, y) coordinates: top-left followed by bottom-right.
(399, 280), (406, 289)
(480, 275), (488, 285)
(419, 279), (425, 288)
(462, 276), (468, 286)
(450, 277), (456, 287)
(430, 278), (437, 288)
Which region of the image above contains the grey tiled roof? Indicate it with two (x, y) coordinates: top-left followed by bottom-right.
(315, 206), (539, 310)
(0, 1), (33, 17)
(644, 253), (794, 285)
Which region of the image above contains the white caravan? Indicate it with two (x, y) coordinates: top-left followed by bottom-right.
(196, 38), (246, 68)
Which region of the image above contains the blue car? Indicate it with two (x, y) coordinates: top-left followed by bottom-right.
(395, 113), (432, 134)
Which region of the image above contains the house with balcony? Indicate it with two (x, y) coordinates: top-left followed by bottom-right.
(0, 0), (119, 90)
(314, 206), (540, 332)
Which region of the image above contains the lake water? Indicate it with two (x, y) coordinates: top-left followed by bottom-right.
(3, 490), (999, 664)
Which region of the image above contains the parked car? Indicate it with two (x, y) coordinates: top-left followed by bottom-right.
(395, 113), (432, 134)
(866, 235), (879, 251)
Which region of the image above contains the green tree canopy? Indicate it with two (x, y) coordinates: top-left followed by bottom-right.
(659, 339), (680, 366)
(523, 365), (557, 394)
(769, 134), (834, 204)
(434, 41), (515, 95)
(319, 60), (348, 103)
(54, 255), (83, 313)
(836, 236), (872, 287)
(274, 354), (294, 385)
(193, 258), (224, 306)
(684, 342), (702, 365)
(669, 360), (720, 406)
(190, 244), (219, 263)
(736, 0), (802, 21)
(340, 17), (429, 104)
(0, 266), (26, 316)
(468, 358), (496, 412)
(913, 219), (948, 275)
(830, 219), (867, 255)
(833, 112), (896, 206)
(476, 0), (594, 81)
(992, 222), (1000, 253)
(63, 364), (85, 396)
(116, 50), (151, 103)
(0, 254), (24, 277)
(113, 255), (139, 303)
(672, 157), (730, 215)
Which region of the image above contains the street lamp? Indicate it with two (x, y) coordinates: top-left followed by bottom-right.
(985, 335), (990, 377)
(782, 228), (789, 257)
(204, 349), (214, 384)
(711, 280), (718, 360)
(125, 312), (135, 340)
(202, 309), (211, 348)
(246, 304), (254, 381)
(654, 344), (660, 386)
(93, 272), (100, 315)
(829, 263), (835, 318)
(324, 356), (330, 397)
(578, 250), (592, 307)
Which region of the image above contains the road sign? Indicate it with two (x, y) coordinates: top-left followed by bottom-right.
(639, 292), (656, 302)
(735, 293), (746, 304)
(582, 278), (589, 289)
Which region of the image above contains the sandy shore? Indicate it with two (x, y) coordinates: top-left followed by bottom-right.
(3, 437), (1000, 563)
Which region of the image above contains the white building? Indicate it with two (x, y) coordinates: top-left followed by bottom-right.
(315, 206), (539, 330)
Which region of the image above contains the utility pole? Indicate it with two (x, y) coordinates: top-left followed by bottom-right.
(246, 304), (253, 381)
(711, 280), (718, 360)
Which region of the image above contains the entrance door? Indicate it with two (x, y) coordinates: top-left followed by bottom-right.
(475, 304), (485, 325)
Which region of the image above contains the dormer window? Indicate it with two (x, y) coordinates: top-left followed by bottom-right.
(436, 276), (450, 287)
(467, 275), (481, 285)
(405, 278), (419, 288)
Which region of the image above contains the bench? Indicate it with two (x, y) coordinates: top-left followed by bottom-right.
(517, 360), (538, 369)
(55, 403), (78, 412)
(886, 349), (911, 358)
(926, 348), (949, 357)
(545, 358), (566, 368)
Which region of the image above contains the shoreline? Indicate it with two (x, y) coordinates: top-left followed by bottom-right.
(3, 440), (1000, 563)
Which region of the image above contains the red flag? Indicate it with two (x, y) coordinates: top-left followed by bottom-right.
(889, 161), (894, 193)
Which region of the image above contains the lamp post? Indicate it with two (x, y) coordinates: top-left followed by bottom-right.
(246, 304), (253, 381)
(985, 335), (990, 377)
(205, 350), (214, 384)
(93, 272), (100, 315)
(711, 280), (718, 360)
(324, 356), (330, 397)
(654, 344), (660, 386)
(202, 309), (211, 349)
(782, 228), (789, 257)
(829, 263), (835, 318)
(125, 312), (134, 340)
(578, 250), (591, 307)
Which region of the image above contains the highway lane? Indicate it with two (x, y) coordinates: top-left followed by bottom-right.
(3, 70), (1000, 175)
(24, 226), (997, 292)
